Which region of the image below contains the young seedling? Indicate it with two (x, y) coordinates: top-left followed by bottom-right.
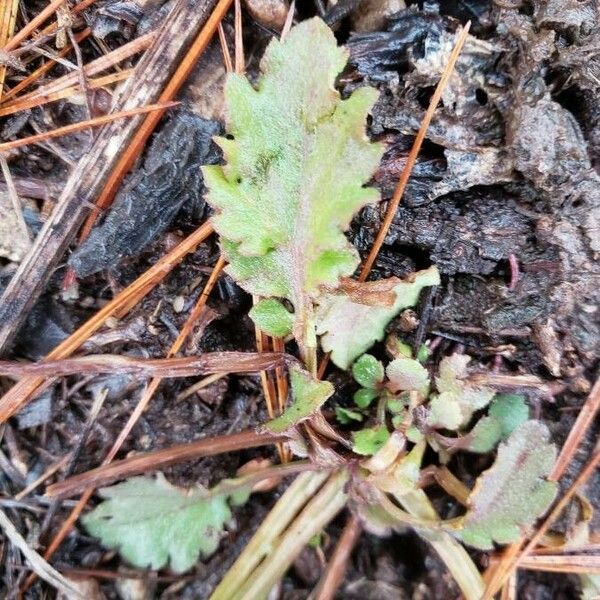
(82, 18), (557, 600)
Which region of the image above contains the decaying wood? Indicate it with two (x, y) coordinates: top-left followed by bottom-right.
(0, 0), (220, 355)
(47, 429), (284, 498)
(0, 351), (294, 378)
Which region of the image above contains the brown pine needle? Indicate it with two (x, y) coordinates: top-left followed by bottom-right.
(218, 22), (233, 73)
(1, 28), (91, 103)
(0, 221), (214, 424)
(5, 0), (96, 54)
(517, 554), (600, 575)
(317, 22), (471, 378)
(234, 0), (244, 74)
(484, 443), (600, 598)
(0, 68), (133, 117)
(0, 0), (20, 99)
(358, 22), (471, 282)
(0, 101), (178, 151)
(2, 0), (67, 52)
(3, 31), (154, 104)
(313, 513), (362, 600)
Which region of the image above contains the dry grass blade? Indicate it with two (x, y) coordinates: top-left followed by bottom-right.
(0, 101), (178, 150)
(358, 22), (471, 281)
(46, 429), (284, 499)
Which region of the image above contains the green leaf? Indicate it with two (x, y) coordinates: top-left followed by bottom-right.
(265, 365), (334, 433)
(454, 421), (558, 550)
(203, 17), (384, 318)
(488, 394), (529, 437)
(352, 426), (391, 456)
(249, 298), (294, 337)
(335, 406), (363, 424)
(316, 267), (440, 369)
(467, 394), (529, 453)
(467, 416), (503, 453)
(353, 387), (379, 408)
(82, 474), (250, 573)
(352, 354), (384, 388)
(386, 357), (429, 393)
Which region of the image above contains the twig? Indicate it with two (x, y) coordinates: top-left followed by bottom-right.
(0, 351), (291, 378)
(46, 429), (284, 498)
(311, 513), (362, 600)
(0, 509), (83, 599)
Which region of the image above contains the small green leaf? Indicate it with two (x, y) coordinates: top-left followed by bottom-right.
(249, 298), (294, 337)
(489, 394), (529, 437)
(386, 357), (429, 393)
(353, 387), (379, 408)
(454, 421), (558, 550)
(352, 354), (384, 388)
(467, 416), (503, 453)
(352, 426), (391, 456)
(82, 474), (249, 573)
(266, 365), (334, 433)
(468, 394), (530, 453)
(316, 267), (440, 369)
(335, 406), (363, 424)
(416, 344), (430, 363)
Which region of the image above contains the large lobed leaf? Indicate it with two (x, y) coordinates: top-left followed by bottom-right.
(83, 474), (249, 573)
(203, 18), (384, 312)
(316, 266), (440, 369)
(455, 421), (557, 550)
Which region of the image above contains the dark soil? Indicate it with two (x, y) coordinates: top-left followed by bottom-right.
(0, 0), (598, 599)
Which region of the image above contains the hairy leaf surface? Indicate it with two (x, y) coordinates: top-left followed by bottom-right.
(203, 18), (384, 319)
(83, 474), (249, 572)
(316, 266), (440, 369)
(455, 421), (557, 550)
